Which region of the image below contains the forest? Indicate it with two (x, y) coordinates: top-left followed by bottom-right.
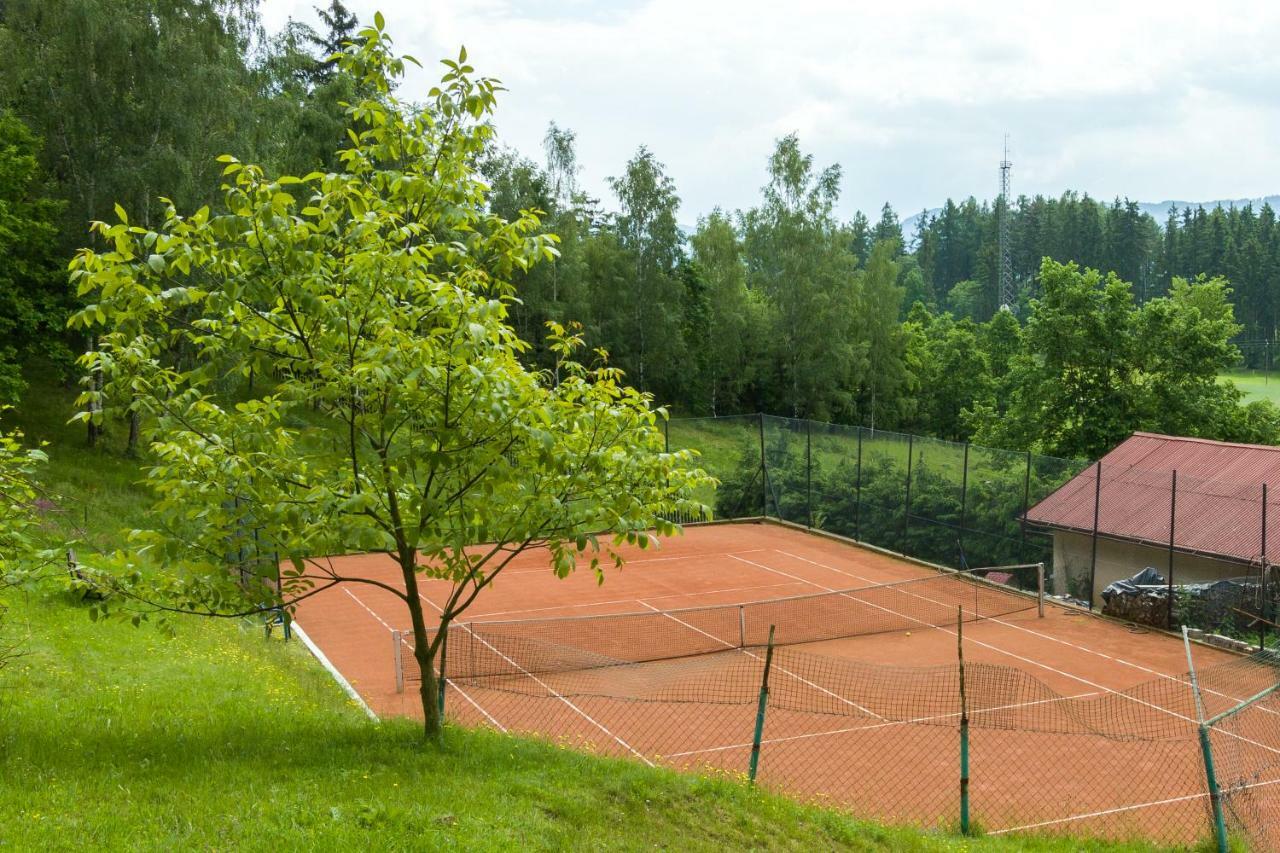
(3, 0), (1279, 461)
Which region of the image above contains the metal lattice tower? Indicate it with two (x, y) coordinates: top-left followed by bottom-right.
(998, 136), (1015, 312)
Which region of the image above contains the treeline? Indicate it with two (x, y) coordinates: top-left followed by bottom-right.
(1, 0), (1277, 461)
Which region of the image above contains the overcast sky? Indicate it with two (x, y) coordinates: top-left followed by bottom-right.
(260, 0), (1280, 224)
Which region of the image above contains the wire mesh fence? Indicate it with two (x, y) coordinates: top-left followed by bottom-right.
(675, 414), (1280, 652)
(399, 608), (1280, 847)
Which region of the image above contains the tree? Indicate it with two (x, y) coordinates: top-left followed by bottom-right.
(855, 239), (910, 429)
(689, 210), (755, 414)
(0, 413), (51, 674)
(0, 111), (66, 402)
(740, 134), (861, 420)
(69, 26), (708, 739)
(306, 1), (359, 82)
(968, 259), (1278, 458)
(606, 146), (685, 395)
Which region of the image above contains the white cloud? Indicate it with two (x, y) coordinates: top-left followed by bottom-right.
(259, 0), (1280, 220)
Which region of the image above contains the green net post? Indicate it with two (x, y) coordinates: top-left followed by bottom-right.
(748, 624), (777, 784)
(805, 419), (813, 529)
(1183, 627), (1229, 853)
(958, 606), (971, 835)
(758, 413), (767, 518)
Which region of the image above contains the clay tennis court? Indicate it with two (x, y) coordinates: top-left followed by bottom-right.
(292, 521), (1280, 844)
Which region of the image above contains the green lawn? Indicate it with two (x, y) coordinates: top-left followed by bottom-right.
(1219, 368), (1280, 406)
(0, 373), (1211, 850)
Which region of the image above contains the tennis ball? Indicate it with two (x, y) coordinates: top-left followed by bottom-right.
(905, 631), (912, 637)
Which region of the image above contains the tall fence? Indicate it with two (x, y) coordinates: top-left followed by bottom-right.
(667, 414), (1280, 651)
(666, 414), (1085, 599)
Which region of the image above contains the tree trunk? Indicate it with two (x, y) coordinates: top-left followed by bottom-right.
(401, 555), (443, 740)
(126, 407), (140, 457)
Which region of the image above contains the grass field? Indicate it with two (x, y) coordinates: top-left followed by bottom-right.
(0, 373), (1215, 850)
(1219, 368), (1280, 406)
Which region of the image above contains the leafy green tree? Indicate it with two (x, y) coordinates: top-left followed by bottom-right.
(741, 134), (861, 420)
(904, 309), (991, 441)
(607, 147), (686, 395)
(68, 26), (708, 739)
(968, 259), (1278, 457)
(689, 210), (756, 414)
(0, 414), (51, 673)
(855, 240), (910, 429)
(0, 112), (66, 402)
(306, 0), (359, 82)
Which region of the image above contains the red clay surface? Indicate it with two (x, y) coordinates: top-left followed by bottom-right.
(292, 521), (1276, 844)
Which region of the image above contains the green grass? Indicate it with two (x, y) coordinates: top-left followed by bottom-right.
(0, 371), (1206, 850)
(1219, 368), (1280, 407)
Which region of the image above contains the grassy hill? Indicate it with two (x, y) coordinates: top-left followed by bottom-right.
(0, 370), (1198, 850)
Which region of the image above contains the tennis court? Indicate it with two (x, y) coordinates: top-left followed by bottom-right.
(292, 521), (1280, 846)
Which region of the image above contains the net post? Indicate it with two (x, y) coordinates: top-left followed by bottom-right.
(748, 624), (776, 784)
(1183, 627), (1228, 853)
(738, 604), (746, 649)
(1037, 562), (1045, 618)
(393, 630), (404, 694)
(958, 605), (970, 836)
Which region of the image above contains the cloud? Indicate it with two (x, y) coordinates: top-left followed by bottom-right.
(260, 0), (1280, 219)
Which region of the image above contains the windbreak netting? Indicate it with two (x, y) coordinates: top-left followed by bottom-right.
(421, 565), (1042, 683)
(762, 415), (810, 526)
(422, 625), (1280, 846)
(854, 428), (914, 554)
(1026, 453), (1090, 602)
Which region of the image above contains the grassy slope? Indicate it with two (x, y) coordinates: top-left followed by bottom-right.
(1219, 368), (1280, 407)
(0, 372), (1186, 851)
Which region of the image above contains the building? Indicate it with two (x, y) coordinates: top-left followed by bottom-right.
(1025, 432), (1279, 605)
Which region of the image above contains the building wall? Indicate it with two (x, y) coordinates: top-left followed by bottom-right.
(1051, 530), (1245, 604)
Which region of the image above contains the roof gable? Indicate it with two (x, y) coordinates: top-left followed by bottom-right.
(1026, 432), (1280, 564)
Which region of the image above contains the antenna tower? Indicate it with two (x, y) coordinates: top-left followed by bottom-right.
(998, 135), (1015, 312)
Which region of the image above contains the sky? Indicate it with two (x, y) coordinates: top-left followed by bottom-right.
(260, 0), (1280, 224)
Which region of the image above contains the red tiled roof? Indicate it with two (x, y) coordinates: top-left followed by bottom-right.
(1025, 432), (1280, 565)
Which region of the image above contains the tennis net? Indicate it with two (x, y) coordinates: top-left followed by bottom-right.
(397, 562), (1044, 689)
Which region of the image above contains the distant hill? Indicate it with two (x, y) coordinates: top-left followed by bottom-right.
(899, 195), (1280, 238)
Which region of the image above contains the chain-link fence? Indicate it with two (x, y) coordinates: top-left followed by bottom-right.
(685, 415), (1086, 606)
(402, 607), (1280, 848)
(677, 414), (1280, 651)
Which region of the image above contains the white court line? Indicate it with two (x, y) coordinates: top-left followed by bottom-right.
(414, 590), (651, 764)
(461, 580), (801, 621)
(776, 548), (1280, 723)
(340, 587), (506, 731)
(990, 775), (1280, 835)
(497, 548), (770, 576)
(663, 689), (1103, 759)
(636, 601), (881, 718)
(741, 552), (1280, 760)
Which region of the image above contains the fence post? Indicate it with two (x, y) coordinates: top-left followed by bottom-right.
(855, 427), (864, 541)
(663, 418), (670, 454)
(806, 419), (813, 529)
(1262, 484), (1269, 651)
(393, 630), (404, 694)
(1183, 627), (1229, 853)
(738, 604), (746, 648)
(1167, 470), (1177, 630)
(958, 606), (971, 835)
(1037, 562), (1045, 618)
(759, 413), (767, 518)
(959, 443), (969, 565)
(1088, 460), (1102, 610)
(1019, 451), (1032, 563)
(748, 625), (777, 784)
(902, 434), (914, 555)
